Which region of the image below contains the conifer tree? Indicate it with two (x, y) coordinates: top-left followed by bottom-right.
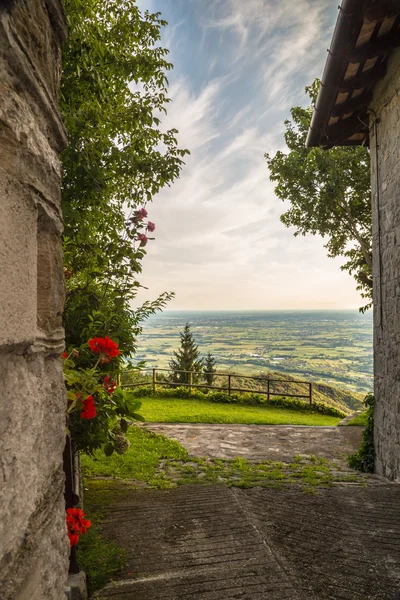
(169, 323), (203, 384)
(204, 352), (217, 386)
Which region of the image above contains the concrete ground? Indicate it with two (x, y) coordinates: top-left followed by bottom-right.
(93, 424), (400, 600)
(94, 484), (400, 600)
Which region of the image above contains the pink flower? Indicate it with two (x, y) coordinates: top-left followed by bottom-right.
(137, 234), (148, 246)
(136, 208), (148, 221)
(146, 221), (155, 233)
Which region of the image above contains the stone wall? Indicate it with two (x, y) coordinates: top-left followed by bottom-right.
(0, 1), (69, 598)
(370, 48), (400, 482)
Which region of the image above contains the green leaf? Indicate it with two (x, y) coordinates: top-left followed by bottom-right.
(130, 412), (145, 422)
(104, 443), (115, 457)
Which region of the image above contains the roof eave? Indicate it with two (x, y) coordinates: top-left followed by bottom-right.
(306, 0), (366, 148)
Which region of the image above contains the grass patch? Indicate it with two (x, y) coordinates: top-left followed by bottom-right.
(342, 411), (368, 426)
(76, 522), (126, 595)
(81, 426), (188, 482)
(129, 386), (346, 418)
(166, 454), (339, 490)
(137, 396), (342, 426)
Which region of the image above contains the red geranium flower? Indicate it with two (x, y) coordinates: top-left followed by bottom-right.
(88, 336), (120, 363)
(68, 533), (79, 547)
(146, 221), (155, 233)
(66, 508), (92, 546)
(80, 395), (97, 420)
(103, 375), (117, 395)
(62, 352), (67, 359)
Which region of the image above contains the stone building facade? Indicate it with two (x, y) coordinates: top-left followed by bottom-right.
(307, 0), (400, 481)
(370, 49), (400, 481)
(0, 1), (69, 597)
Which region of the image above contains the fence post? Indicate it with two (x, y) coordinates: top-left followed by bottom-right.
(309, 382), (313, 406)
(189, 371), (193, 391)
(228, 374), (231, 396)
(267, 379), (270, 402)
(152, 368), (156, 393)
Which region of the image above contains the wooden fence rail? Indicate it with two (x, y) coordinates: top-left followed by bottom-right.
(121, 368), (313, 405)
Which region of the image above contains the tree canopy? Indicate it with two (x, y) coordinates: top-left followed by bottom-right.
(265, 80), (372, 311)
(61, 0), (189, 355)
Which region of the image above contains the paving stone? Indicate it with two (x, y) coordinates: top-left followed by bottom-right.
(92, 426), (399, 599)
(144, 423), (363, 467)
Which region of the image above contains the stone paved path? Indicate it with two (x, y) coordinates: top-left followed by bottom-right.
(93, 424), (400, 599)
(94, 484), (400, 600)
(144, 423), (363, 468)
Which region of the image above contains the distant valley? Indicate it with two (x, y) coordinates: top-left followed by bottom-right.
(133, 310), (373, 396)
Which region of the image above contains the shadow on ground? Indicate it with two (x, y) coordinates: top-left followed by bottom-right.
(89, 424), (400, 600)
(92, 482), (400, 600)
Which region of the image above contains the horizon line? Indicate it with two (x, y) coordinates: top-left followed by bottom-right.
(151, 308), (369, 313)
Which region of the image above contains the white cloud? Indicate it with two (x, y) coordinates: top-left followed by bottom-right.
(132, 0), (363, 311)
(160, 77), (224, 152)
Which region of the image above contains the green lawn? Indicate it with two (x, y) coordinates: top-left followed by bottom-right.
(138, 396), (341, 426)
(82, 426), (189, 480)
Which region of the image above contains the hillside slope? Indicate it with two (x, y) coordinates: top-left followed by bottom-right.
(122, 368), (365, 415)
(215, 371), (364, 415)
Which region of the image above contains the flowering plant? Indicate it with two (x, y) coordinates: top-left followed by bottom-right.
(63, 336), (144, 455)
(126, 206), (156, 248)
(88, 336), (120, 363)
(66, 508), (92, 547)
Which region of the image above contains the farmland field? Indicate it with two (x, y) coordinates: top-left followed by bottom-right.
(132, 310), (373, 394)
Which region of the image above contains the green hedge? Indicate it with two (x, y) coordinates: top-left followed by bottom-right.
(128, 385), (346, 418)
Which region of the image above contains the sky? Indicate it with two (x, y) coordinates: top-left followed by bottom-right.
(134, 0), (364, 311)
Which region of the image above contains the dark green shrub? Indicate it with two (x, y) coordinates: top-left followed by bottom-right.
(348, 394), (375, 472)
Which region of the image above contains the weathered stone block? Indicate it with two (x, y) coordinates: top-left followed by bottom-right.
(37, 205), (65, 335)
(0, 186), (37, 347)
(0, 0), (69, 597)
